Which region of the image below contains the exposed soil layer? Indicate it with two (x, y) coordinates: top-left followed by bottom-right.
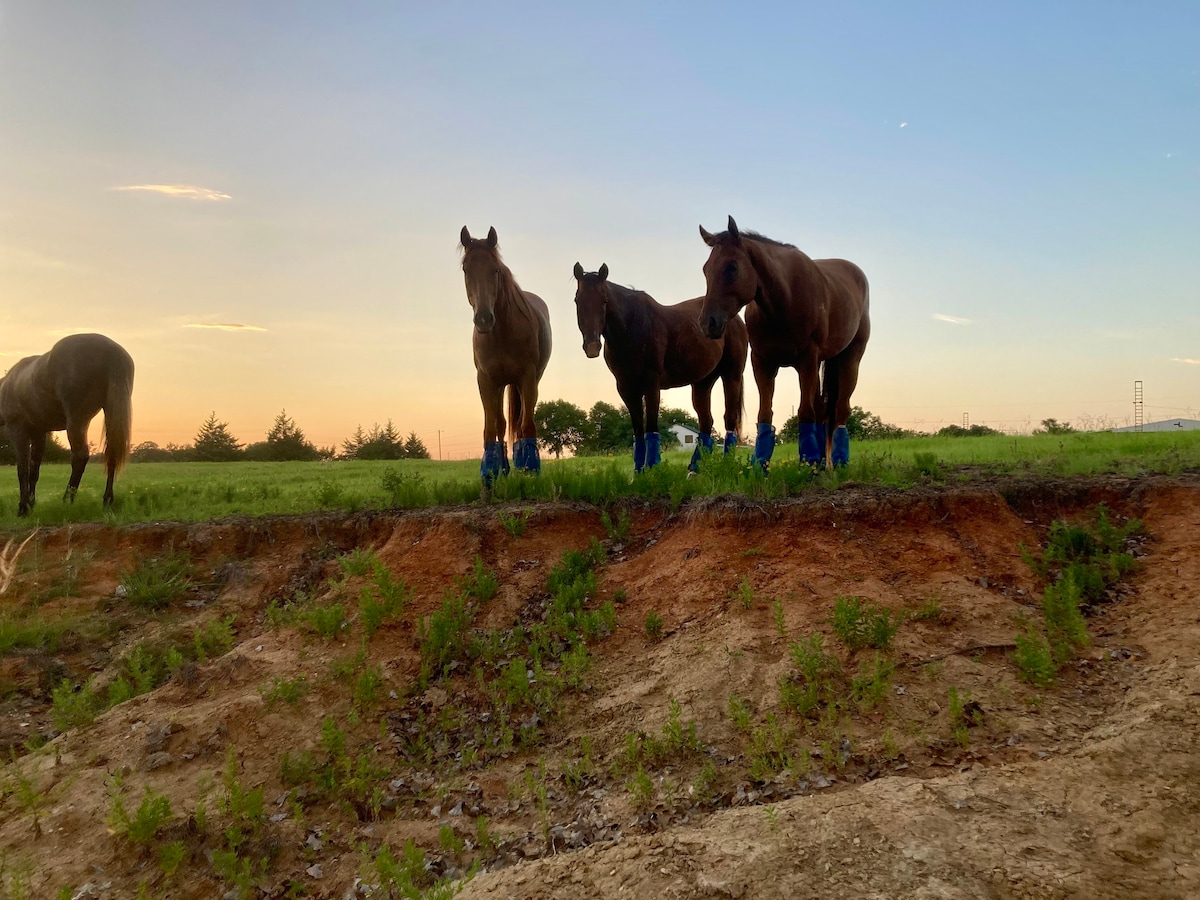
(1, 474), (1197, 898)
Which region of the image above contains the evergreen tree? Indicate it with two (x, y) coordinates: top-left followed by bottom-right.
(403, 431), (431, 459)
(192, 413), (243, 462)
(245, 410), (320, 461)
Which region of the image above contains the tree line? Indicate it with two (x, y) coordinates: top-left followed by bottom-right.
(127, 411), (431, 463)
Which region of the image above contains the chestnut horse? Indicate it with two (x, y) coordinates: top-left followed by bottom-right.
(460, 226), (552, 480)
(573, 263), (746, 472)
(0, 333), (134, 516)
(698, 216), (869, 470)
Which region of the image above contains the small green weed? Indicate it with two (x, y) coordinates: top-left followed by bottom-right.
(732, 576), (756, 609)
(498, 509), (529, 537)
(120, 552), (194, 611)
(600, 507), (631, 543)
(644, 610), (664, 641)
(831, 596), (899, 650)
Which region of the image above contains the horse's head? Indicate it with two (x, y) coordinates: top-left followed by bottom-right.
(698, 215), (758, 339)
(460, 225), (505, 334)
(572, 262), (609, 359)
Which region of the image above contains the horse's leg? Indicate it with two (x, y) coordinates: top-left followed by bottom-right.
(64, 420), (90, 503)
(514, 376), (541, 473)
(28, 431), (46, 509)
(829, 340), (867, 467)
(797, 354), (824, 467)
(478, 373), (505, 481)
(720, 368), (743, 452)
(619, 385), (647, 472)
(9, 426), (34, 517)
(751, 351), (779, 470)
(644, 382), (663, 468)
(688, 374), (718, 471)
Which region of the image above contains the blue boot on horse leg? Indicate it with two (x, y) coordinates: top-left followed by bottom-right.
(480, 440), (505, 484)
(724, 431), (738, 454)
(752, 422), (775, 472)
(645, 432), (661, 469)
(633, 435), (647, 473)
(799, 422), (826, 468)
(831, 426), (850, 468)
(515, 437), (541, 474)
(688, 433), (715, 472)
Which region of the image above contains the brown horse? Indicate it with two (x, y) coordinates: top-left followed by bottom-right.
(698, 216), (869, 469)
(573, 263), (746, 472)
(0, 333), (134, 516)
(460, 226), (552, 479)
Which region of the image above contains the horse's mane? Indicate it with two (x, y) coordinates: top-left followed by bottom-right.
(730, 230), (797, 250)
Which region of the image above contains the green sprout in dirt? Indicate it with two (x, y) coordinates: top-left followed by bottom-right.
(831, 596), (900, 650)
(644, 610), (664, 641)
(119, 551), (195, 611)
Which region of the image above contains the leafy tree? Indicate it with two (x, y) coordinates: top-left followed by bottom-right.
(403, 431), (431, 459)
(535, 399), (589, 458)
(578, 401), (635, 455)
(245, 410), (320, 461)
(130, 441), (189, 463)
(1034, 418), (1075, 435)
(936, 423), (1001, 437)
(192, 413), (243, 462)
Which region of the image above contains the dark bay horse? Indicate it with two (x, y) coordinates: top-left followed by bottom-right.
(460, 226), (553, 480)
(573, 263), (747, 472)
(698, 216), (869, 470)
(0, 333), (134, 516)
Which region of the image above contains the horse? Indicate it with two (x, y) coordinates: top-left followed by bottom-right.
(572, 263), (747, 472)
(697, 216), (869, 470)
(459, 226), (553, 480)
(0, 333), (135, 516)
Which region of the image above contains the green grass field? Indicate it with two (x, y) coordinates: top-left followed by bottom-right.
(1, 430), (1198, 529)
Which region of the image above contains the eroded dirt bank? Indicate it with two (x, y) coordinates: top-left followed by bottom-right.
(1, 475), (1197, 899)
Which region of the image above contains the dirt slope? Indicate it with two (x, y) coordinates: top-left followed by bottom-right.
(1, 475), (1197, 899)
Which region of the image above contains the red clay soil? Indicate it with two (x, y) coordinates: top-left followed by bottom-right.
(1, 474), (1197, 899)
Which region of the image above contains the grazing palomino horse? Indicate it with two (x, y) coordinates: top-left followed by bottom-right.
(572, 263), (746, 472)
(459, 226), (552, 480)
(0, 333), (134, 516)
(698, 216), (869, 470)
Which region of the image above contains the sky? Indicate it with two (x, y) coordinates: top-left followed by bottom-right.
(1, 1), (1197, 459)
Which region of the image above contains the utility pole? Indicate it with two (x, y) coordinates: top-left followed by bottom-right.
(437, 430), (443, 461)
(1133, 381), (1143, 432)
(963, 412), (969, 428)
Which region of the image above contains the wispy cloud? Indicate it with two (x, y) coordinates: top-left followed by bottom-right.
(933, 313), (971, 325)
(114, 184), (231, 201)
(186, 323), (267, 332)
(1170, 357), (1200, 365)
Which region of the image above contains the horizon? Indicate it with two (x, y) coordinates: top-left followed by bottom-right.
(2, 3), (1197, 460)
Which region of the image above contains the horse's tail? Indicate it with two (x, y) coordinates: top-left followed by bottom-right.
(103, 358), (134, 475)
(507, 386), (521, 448)
(822, 358), (840, 440)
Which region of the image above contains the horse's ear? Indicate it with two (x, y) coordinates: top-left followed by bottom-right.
(460, 226), (472, 246)
(573, 262), (584, 280)
(699, 224), (717, 246)
(486, 226), (498, 248)
(727, 216), (740, 242)
(598, 263), (608, 280)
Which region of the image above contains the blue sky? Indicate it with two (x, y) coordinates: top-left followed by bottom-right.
(1, 1), (1196, 455)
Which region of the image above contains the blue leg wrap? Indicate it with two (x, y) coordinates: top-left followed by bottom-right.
(723, 431), (738, 454)
(831, 426), (850, 467)
(516, 437), (541, 473)
(688, 433), (715, 472)
(480, 441), (504, 483)
(753, 422), (776, 471)
(500, 442), (512, 475)
(633, 435), (647, 473)
(645, 432), (661, 468)
(800, 422), (823, 465)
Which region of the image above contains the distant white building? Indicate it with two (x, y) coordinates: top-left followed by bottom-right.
(669, 423), (704, 446)
(1112, 418), (1200, 433)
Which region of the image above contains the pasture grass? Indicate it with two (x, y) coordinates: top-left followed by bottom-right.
(0, 430), (1197, 528)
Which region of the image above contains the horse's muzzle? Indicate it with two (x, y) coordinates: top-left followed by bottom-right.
(704, 314), (727, 340)
(474, 311), (496, 333)
(583, 340), (601, 359)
